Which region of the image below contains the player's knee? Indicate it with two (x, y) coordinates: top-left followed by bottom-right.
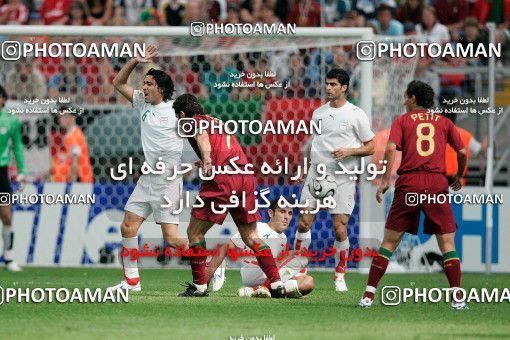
(333, 223), (348, 240)
(298, 216), (312, 233)
(120, 220), (138, 238)
(299, 275), (315, 296)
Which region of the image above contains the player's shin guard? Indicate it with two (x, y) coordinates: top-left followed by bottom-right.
(364, 247), (392, 300)
(121, 236), (140, 286)
(334, 238), (350, 275)
(2, 226), (14, 263)
(255, 245), (282, 285)
(190, 241), (208, 287)
(443, 251), (462, 297)
(294, 230), (311, 251)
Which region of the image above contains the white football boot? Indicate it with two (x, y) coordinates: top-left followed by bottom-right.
(107, 280), (141, 292)
(6, 261), (22, 272)
(211, 262), (226, 292)
(334, 274), (348, 292)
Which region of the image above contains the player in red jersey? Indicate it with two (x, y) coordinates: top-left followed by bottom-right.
(358, 80), (469, 309)
(172, 94), (286, 297)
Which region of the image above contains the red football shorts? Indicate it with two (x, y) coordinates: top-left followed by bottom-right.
(385, 172), (457, 235)
(191, 173), (261, 225)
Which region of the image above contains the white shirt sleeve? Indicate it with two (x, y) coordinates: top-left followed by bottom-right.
(132, 90), (145, 111)
(355, 110), (375, 143)
(469, 138), (482, 156)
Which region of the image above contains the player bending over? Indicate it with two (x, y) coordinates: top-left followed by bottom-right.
(358, 80), (468, 310)
(0, 85), (26, 272)
(296, 69), (375, 292)
(206, 199), (314, 298)
(173, 94), (286, 297)
(108, 45), (187, 292)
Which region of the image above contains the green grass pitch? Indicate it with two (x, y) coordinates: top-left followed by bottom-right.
(0, 268), (509, 339)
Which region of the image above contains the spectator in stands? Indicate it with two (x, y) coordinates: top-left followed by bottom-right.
(259, 3), (281, 24)
(396, 0), (424, 26)
(471, 0), (510, 28)
(48, 57), (87, 104)
(140, 7), (161, 25)
(161, 0), (184, 26)
(114, 0), (153, 26)
(40, 0), (72, 24)
(416, 6), (450, 45)
(201, 54), (235, 102)
(108, 3), (126, 25)
(288, 0), (321, 27)
(0, 0), (29, 24)
(50, 107), (93, 183)
(353, 0), (396, 20)
(335, 9), (367, 27)
(323, 0), (350, 25)
(5, 58), (47, 100)
(284, 53), (316, 98)
(87, 0), (112, 25)
(370, 5), (404, 36)
(182, 0), (206, 24)
(414, 57), (440, 106)
(224, 2), (240, 24)
(65, 0), (91, 25)
(274, 0), (289, 23)
(240, 0), (263, 23)
(458, 17), (489, 65)
(207, 0), (221, 22)
(433, 0), (469, 30)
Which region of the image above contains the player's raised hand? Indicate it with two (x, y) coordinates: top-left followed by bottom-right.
(16, 174), (27, 193)
(376, 179), (390, 203)
(136, 45), (158, 63)
(332, 148), (352, 160)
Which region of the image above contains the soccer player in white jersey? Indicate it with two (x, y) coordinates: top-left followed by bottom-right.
(206, 199), (314, 298)
(107, 45), (185, 292)
(295, 68), (375, 292)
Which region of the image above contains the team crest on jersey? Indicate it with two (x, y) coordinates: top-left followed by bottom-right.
(160, 117), (168, 125)
(339, 122), (348, 131)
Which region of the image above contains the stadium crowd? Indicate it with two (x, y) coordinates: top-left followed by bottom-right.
(0, 0), (507, 105)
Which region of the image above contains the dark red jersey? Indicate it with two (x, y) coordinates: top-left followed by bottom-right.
(187, 115), (248, 166)
(388, 110), (465, 175)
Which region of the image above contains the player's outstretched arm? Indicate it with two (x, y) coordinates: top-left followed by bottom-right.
(112, 44), (158, 102)
(205, 242), (231, 283)
(376, 141), (397, 203)
(451, 148), (467, 191)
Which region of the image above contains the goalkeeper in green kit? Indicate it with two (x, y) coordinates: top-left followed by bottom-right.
(0, 85), (26, 272)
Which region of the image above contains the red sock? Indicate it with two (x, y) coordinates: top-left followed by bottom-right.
(443, 251), (461, 287)
(256, 245), (281, 283)
(363, 247), (392, 299)
(335, 251), (346, 274)
(190, 242), (207, 285)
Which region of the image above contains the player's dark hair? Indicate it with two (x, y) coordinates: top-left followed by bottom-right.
(173, 94), (204, 117)
(268, 197), (293, 212)
(406, 80), (434, 108)
(326, 68), (350, 92)
(376, 4), (393, 16)
(0, 84), (7, 100)
(146, 68), (174, 101)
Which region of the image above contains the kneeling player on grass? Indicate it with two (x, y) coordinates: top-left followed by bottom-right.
(206, 199), (314, 298)
(173, 94), (286, 297)
(358, 80), (469, 310)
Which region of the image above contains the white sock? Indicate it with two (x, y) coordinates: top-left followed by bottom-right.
(121, 237), (139, 285)
(294, 230), (312, 250)
(270, 281), (284, 290)
(2, 226), (14, 262)
(194, 283), (207, 292)
(334, 238), (350, 269)
(283, 279), (301, 298)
